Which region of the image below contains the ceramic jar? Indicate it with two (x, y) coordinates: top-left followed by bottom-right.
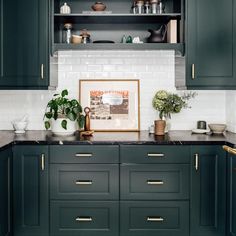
(154, 120), (166, 135)
(91, 2), (106, 11)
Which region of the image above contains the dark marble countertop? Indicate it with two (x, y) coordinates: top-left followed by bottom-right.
(0, 130), (236, 151)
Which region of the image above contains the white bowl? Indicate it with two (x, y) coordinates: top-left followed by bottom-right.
(208, 124), (226, 134)
(12, 121), (28, 131)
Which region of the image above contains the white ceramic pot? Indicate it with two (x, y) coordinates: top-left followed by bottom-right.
(51, 118), (77, 136)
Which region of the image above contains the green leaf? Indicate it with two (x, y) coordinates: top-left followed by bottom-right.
(45, 112), (53, 119)
(78, 115), (85, 128)
(53, 111), (58, 120)
(67, 112), (76, 121)
(72, 107), (80, 114)
(71, 99), (79, 106)
(53, 93), (59, 97)
(61, 89), (68, 97)
(61, 119), (67, 130)
(44, 121), (50, 130)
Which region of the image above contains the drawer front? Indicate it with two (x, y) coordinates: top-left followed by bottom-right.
(120, 145), (190, 163)
(120, 201), (189, 236)
(121, 164), (189, 200)
(51, 201), (119, 236)
(50, 145), (119, 163)
(50, 164), (119, 200)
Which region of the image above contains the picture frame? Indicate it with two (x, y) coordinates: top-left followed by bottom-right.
(79, 79), (140, 131)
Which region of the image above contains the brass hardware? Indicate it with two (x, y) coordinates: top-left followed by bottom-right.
(76, 217), (93, 222)
(41, 154), (45, 171)
(192, 64), (195, 79)
(222, 145), (236, 156)
(41, 64), (44, 79)
(75, 153), (93, 158)
(147, 217), (164, 222)
(75, 180), (93, 185)
(147, 180), (164, 185)
(147, 153), (164, 158)
(194, 153), (199, 171)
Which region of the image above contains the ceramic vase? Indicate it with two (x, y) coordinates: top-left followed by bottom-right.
(51, 118), (77, 136)
(154, 120), (166, 136)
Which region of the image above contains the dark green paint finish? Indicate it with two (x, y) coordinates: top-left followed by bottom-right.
(50, 164), (119, 200)
(120, 145), (190, 164)
(186, 0), (236, 88)
(190, 145), (226, 236)
(13, 145), (49, 236)
(0, 148), (12, 236)
(0, 0), (49, 88)
(50, 201), (119, 236)
(50, 145), (119, 163)
(120, 201), (189, 236)
(120, 164), (190, 200)
(227, 154), (236, 236)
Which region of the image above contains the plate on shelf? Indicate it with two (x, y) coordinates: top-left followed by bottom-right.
(191, 129), (210, 134)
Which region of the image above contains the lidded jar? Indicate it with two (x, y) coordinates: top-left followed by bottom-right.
(80, 29), (91, 44)
(63, 23), (72, 44)
(60, 3), (71, 14)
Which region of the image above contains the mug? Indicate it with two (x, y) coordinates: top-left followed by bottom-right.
(197, 120), (207, 130)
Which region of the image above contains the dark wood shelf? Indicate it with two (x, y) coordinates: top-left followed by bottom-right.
(54, 13), (182, 17)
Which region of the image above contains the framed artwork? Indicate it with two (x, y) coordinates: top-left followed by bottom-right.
(79, 79), (140, 131)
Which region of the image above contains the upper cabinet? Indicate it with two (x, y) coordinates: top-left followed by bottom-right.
(185, 0), (236, 89)
(52, 0), (185, 54)
(0, 0), (57, 89)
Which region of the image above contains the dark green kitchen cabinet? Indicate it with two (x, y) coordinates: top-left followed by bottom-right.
(0, 147), (12, 236)
(0, 0), (56, 89)
(190, 145), (226, 236)
(186, 0), (236, 89)
(13, 145), (49, 236)
(227, 153), (236, 236)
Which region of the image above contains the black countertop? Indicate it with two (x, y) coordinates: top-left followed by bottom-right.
(0, 130), (236, 151)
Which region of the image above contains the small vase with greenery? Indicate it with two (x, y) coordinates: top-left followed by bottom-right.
(44, 90), (85, 136)
(152, 90), (196, 134)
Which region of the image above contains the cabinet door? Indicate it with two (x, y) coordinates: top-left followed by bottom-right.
(228, 154), (236, 236)
(13, 145), (49, 236)
(0, 148), (12, 236)
(190, 145), (226, 236)
(0, 0), (49, 88)
(186, 0), (236, 88)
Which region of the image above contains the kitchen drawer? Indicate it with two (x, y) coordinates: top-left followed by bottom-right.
(50, 145), (119, 163)
(120, 164), (189, 200)
(50, 164), (119, 200)
(51, 201), (119, 236)
(120, 201), (189, 236)
(120, 145), (190, 163)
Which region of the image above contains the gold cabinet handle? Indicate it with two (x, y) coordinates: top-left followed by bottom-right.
(147, 153), (164, 158)
(41, 154), (45, 171)
(76, 217), (93, 222)
(75, 153), (93, 158)
(222, 145), (236, 156)
(75, 180), (93, 185)
(147, 217), (164, 222)
(192, 64), (195, 79)
(194, 153), (199, 171)
(41, 64), (44, 79)
(147, 180), (164, 185)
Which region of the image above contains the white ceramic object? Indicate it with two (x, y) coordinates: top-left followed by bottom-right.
(60, 3), (71, 14)
(12, 121), (28, 134)
(51, 118), (77, 136)
(208, 124), (227, 134)
(192, 129), (210, 134)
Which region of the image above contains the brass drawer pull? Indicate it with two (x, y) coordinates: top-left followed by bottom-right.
(147, 217), (164, 222)
(147, 180), (164, 185)
(192, 64), (195, 79)
(223, 145), (236, 156)
(41, 154), (45, 171)
(76, 217), (93, 222)
(194, 153), (199, 171)
(41, 64), (44, 79)
(147, 153), (164, 158)
(75, 153), (93, 158)
(75, 180), (93, 185)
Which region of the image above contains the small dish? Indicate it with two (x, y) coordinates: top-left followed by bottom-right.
(208, 124), (226, 134)
(192, 129), (210, 134)
(14, 130), (26, 134)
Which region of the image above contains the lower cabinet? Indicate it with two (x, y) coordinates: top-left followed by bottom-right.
(190, 145), (226, 236)
(13, 145), (49, 236)
(0, 147), (12, 236)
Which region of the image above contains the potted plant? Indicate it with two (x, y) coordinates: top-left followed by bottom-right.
(152, 90), (196, 135)
(44, 90), (85, 136)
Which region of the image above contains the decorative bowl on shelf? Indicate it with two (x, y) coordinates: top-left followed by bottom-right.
(208, 124), (227, 134)
(91, 2), (106, 11)
(71, 35), (82, 44)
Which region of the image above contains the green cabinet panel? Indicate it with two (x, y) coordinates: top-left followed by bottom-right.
(0, 0), (50, 88)
(0, 148), (12, 236)
(227, 154), (236, 236)
(190, 145), (226, 236)
(50, 201), (119, 236)
(50, 164), (119, 200)
(13, 145), (49, 236)
(120, 145), (190, 164)
(50, 145), (119, 164)
(120, 201), (189, 236)
(186, 0), (236, 89)
(120, 164), (190, 200)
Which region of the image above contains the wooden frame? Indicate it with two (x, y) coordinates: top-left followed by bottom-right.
(79, 79), (140, 131)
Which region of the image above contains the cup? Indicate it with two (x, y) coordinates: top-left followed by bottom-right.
(197, 120), (207, 130)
